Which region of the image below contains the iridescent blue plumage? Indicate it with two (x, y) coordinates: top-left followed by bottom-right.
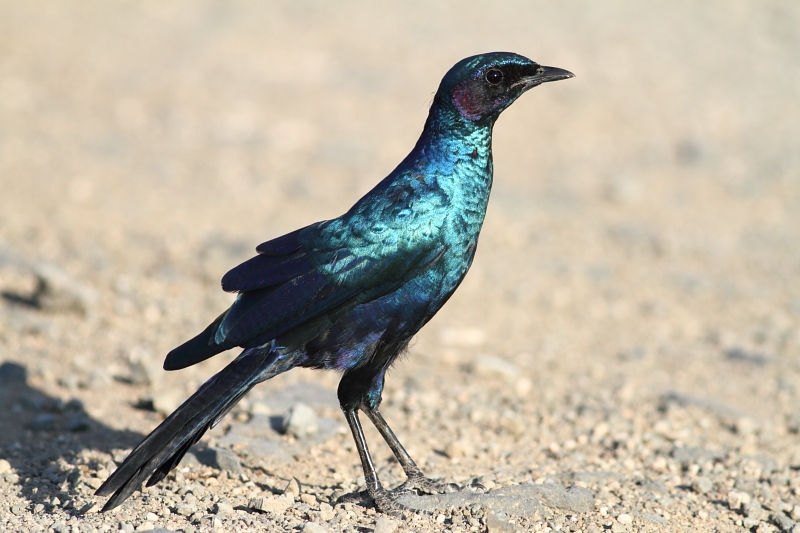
(97, 52), (573, 513)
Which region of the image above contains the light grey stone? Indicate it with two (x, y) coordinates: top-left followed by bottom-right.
(301, 522), (330, 533)
(281, 403), (318, 439)
(151, 390), (184, 416)
(194, 447), (243, 476)
(212, 500), (234, 515)
(247, 495), (293, 515)
(486, 512), (522, 532)
(773, 512), (795, 532)
(373, 516), (399, 533)
(32, 262), (97, 315)
(692, 476), (713, 494)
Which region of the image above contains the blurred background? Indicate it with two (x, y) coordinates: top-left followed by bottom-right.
(0, 0), (799, 529)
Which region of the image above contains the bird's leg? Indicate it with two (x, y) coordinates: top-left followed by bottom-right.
(336, 408), (412, 514)
(362, 407), (462, 496)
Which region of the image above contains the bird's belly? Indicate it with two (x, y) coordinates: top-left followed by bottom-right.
(298, 265), (460, 372)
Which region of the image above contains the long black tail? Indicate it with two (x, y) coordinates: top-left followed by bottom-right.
(96, 347), (291, 511)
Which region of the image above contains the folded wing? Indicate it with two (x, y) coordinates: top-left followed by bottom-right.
(164, 217), (443, 370)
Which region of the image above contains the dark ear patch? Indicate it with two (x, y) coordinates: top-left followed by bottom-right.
(451, 78), (486, 121)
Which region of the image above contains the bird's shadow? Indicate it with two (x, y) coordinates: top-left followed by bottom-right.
(0, 362), (146, 517)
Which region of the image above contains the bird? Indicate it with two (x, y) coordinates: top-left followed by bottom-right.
(96, 52), (573, 513)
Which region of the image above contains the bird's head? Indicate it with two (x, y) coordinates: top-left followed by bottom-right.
(435, 52), (574, 124)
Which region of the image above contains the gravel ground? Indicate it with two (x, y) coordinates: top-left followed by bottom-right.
(1, 2), (799, 532)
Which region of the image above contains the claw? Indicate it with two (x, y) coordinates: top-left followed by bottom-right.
(372, 488), (417, 516)
(395, 473), (458, 496)
(335, 489), (370, 505)
(462, 482), (486, 493)
(441, 482), (460, 493)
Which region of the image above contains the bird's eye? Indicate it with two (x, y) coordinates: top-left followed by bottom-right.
(485, 69), (503, 85)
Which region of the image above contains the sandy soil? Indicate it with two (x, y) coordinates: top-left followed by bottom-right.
(1, 2), (799, 532)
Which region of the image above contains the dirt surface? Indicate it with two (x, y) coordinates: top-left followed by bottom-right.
(1, 2), (799, 532)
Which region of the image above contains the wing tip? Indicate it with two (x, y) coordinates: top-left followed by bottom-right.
(163, 313), (229, 370)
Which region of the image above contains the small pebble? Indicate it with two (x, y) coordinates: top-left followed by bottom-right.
(374, 516), (399, 533)
(213, 500), (234, 515)
(247, 494), (293, 515)
(445, 439), (472, 459)
(32, 262), (97, 315)
(301, 522), (330, 533)
(743, 500), (766, 520)
(281, 403), (318, 439)
(284, 477), (301, 497)
(773, 512), (795, 531)
(486, 512), (521, 533)
(692, 477), (713, 494)
(0, 459), (11, 474)
(755, 523), (777, 533)
(67, 412), (91, 432)
(610, 522), (628, 533)
(176, 504), (195, 516)
(728, 490), (751, 511)
(617, 513), (633, 524)
(735, 417), (757, 436)
(791, 505), (800, 521)
(319, 502), (335, 521)
(85, 476), (104, 490)
(194, 447), (243, 476)
(128, 357), (159, 386)
(58, 373), (80, 390)
(29, 413), (55, 431)
(152, 390), (184, 416)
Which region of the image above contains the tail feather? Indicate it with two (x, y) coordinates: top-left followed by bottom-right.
(96, 347), (290, 511)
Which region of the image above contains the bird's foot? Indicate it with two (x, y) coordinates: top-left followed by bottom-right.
(335, 489), (370, 505)
(335, 487), (417, 516)
(334, 473), (485, 515)
(392, 469), (486, 496)
(391, 473), (459, 496)
(372, 487), (419, 516)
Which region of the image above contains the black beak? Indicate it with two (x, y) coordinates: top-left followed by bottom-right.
(519, 65), (575, 89)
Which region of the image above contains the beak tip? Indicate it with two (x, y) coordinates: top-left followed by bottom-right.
(541, 65), (575, 82)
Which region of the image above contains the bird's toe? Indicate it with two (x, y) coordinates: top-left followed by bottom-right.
(335, 489), (370, 505)
(395, 473), (459, 495)
(373, 488), (431, 516)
